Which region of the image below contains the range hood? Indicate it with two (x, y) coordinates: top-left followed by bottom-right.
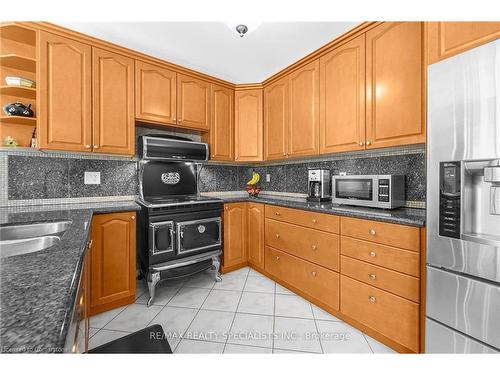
(138, 135), (209, 162)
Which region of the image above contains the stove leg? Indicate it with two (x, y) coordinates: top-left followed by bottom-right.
(211, 255), (222, 282)
(147, 272), (160, 307)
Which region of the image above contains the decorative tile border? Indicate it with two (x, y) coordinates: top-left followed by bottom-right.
(0, 147), (137, 161)
(3, 195), (138, 208)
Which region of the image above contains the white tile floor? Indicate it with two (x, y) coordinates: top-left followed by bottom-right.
(88, 266), (396, 354)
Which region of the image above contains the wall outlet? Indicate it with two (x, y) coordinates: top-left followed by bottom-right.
(84, 171), (101, 185)
(339, 172), (347, 176)
(266, 174), (271, 182)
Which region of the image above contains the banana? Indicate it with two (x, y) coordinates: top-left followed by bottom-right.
(246, 171), (260, 185)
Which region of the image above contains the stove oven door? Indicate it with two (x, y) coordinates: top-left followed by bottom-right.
(149, 220), (175, 257)
(176, 217), (221, 256)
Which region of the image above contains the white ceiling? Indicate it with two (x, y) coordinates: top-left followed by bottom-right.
(57, 22), (359, 83)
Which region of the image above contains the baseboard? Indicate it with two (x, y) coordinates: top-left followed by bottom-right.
(221, 261), (248, 274)
(89, 295), (135, 317)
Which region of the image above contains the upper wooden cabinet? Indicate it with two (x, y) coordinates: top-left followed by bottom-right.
(92, 48), (135, 156)
(427, 22), (500, 64)
(365, 22), (425, 149)
(177, 74), (211, 131)
(264, 76), (289, 160)
(135, 60), (177, 125)
(38, 31), (92, 152)
(234, 89), (263, 161)
(90, 212), (136, 316)
(208, 84), (234, 161)
(223, 203), (247, 270)
(247, 202), (265, 269)
(288, 60), (320, 157)
(320, 35), (366, 154)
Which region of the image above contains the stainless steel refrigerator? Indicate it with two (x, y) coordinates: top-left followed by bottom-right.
(426, 39), (500, 353)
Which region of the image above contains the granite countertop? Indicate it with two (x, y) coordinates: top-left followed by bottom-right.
(0, 201), (141, 353)
(204, 193), (426, 227)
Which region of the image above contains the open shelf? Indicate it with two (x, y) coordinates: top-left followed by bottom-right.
(0, 85), (36, 99)
(0, 24), (36, 46)
(0, 54), (36, 72)
(0, 116), (37, 126)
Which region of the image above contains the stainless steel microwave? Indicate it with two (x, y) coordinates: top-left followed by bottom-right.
(331, 175), (405, 209)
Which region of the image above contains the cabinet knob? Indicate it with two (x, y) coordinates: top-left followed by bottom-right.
(312, 219), (317, 224)
(93, 145), (99, 149)
(368, 273), (376, 280)
(275, 256), (280, 261)
(84, 145), (91, 149)
(369, 229), (376, 236)
(173, 117), (176, 121)
(366, 141), (371, 146)
(275, 233), (280, 238)
(369, 251), (376, 257)
(131, 215), (135, 220)
(359, 142), (364, 146)
(368, 296), (376, 303)
(311, 271), (317, 277)
(178, 119), (182, 123)
(311, 245), (317, 251)
(275, 212), (280, 216)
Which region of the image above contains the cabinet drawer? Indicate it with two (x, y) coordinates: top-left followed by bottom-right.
(265, 205), (339, 233)
(341, 237), (420, 277)
(341, 256), (419, 302)
(265, 219), (339, 271)
(340, 275), (419, 352)
(265, 246), (339, 311)
(341, 217), (420, 251)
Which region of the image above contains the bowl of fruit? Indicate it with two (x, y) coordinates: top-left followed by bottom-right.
(246, 172), (262, 197)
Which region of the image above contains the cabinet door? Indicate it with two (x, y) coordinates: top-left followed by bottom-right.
(90, 212), (136, 315)
(365, 22), (425, 149)
(247, 203), (265, 269)
(320, 35), (365, 153)
(135, 60), (177, 124)
(223, 203), (247, 269)
(210, 84), (234, 161)
(38, 32), (92, 152)
(177, 74), (211, 130)
(427, 22), (500, 64)
(234, 89), (263, 161)
(264, 77), (289, 160)
(289, 60), (320, 157)
(93, 48), (135, 156)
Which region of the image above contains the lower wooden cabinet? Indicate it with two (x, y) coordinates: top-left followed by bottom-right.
(222, 203), (247, 270)
(89, 211), (136, 316)
(247, 202), (265, 269)
(341, 275), (420, 352)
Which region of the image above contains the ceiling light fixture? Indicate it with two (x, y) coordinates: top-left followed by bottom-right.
(225, 22), (262, 38)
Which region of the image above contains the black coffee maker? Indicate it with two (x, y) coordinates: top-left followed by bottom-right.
(307, 169), (331, 202)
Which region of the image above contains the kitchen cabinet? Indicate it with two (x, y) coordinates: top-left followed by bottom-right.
(222, 203), (247, 270)
(320, 35), (365, 153)
(206, 84), (234, 161)
(234, 89), (263, 161)
(288, 60), (320, 157)
(427, 22), (500, 64)
(365, 22), (425, 149)
(264, 76), (289, 160)
(38, 31), (92, 152)
(135, 60), (177, 125)
(247, 202), (265, 270)
(90, 212), (136, 316)
(177, 74), (211, 130)
(92, 48), (135, 156)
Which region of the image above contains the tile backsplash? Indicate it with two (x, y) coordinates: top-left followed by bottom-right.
(1, 127), (426, 208)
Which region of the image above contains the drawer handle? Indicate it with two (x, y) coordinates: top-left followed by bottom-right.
(311, 245), (317, 251)
(275, 212), (280, 216)
(275, 233), (280, 239)
(275, 256), (280, 261)
(368, 273), (376, 280)
(369, 251), (376, 257)
(369, 229), (376, 236)
(368, 296), (376, 303)
(312, 219), (317, 224)
(311, 271), (317, 277)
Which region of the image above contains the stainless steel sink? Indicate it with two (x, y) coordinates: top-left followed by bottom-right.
(0, 236), (61, 258)
(0, 220), (72, 241)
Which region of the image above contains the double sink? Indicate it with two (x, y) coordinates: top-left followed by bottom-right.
(0, 221), (72, 258)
